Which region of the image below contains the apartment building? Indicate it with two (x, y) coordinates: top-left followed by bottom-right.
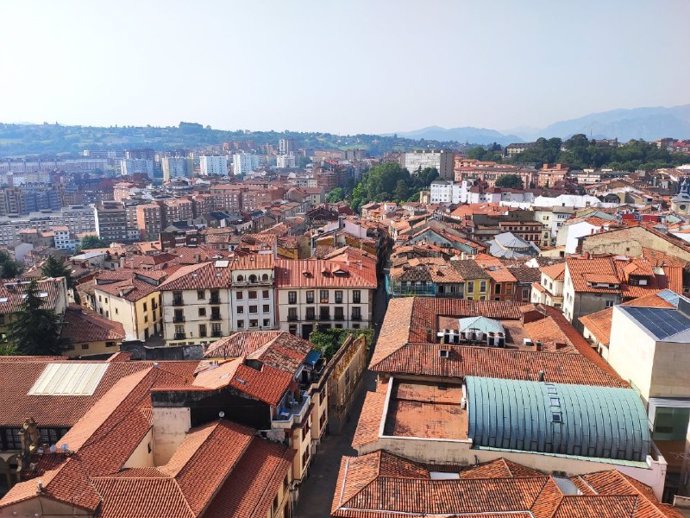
(232, 152), (260, 175)
(159, 261), (233, 345)
(120, 158), (154, 177)
(95, 201), (130, 243)
(401, 150), (454, 179)
(90, 270), (163, 341)
(275, 259), (377, 339)
(162, 198), (193, 224)
(199, 154), (229, 176)
(135, 203), (163, 240)
(227, 255), (276, 332)
(161, 155), (192, 180)
(531, 262), (565, 308)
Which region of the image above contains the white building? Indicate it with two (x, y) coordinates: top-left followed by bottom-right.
(232, 153), (260, 176)
(276, 153), (296, 169)
(162, 156), (191, 181)
(430, 180), (465, 204)
(199, 155), (229, 176)
(401, 150), (454, 179)
(120, 158), (154, 178)
(227, 255), (276, 332)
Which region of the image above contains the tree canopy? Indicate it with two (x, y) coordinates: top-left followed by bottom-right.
(0, 251), (22, 279)
(495, 174), (524, 189)
(8, 280), (66, 355)
(349, 163), (438, 211)
(79, 235), (109, 250)
(326, 187), (345, 203)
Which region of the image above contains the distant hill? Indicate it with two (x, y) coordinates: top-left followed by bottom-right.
(533, 104), (690, 141)
(389, 126), (522, 146)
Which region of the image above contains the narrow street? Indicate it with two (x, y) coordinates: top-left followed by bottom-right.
(294, 258), (389, 518)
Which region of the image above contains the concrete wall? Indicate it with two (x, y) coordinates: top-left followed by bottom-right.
(327, 335), (368, 434)
(151, 407), (191, 465)
(581, 226), (690, 262)
(123, 428), (154, 468)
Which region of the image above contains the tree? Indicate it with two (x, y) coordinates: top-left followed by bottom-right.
(8, 280), (66, 355)
(394, 179), (409, 201)
(495, 174), (524, 189)
(0, 251), (22, 279)
(326, 187), (345, 203)
(42, 254), (79, 304)
(79, 235), (108, 250)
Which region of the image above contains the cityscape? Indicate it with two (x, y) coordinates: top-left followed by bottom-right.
(0, 1), (690, 518)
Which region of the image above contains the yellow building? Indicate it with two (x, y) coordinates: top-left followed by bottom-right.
(61, 305), (125, 357)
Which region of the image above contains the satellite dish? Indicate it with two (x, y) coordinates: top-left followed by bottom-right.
(218, 411), (225, 419)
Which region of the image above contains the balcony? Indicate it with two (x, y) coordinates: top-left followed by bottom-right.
(174, 333), (186, 340)
(287, 314), (299, 322)
(173, 315), (185, 323)
(172, 298), (184, 306)
(210, 313), (222, 321)
(272, 392), (311, 429)
(305, 314), (316, 321)
(318, 314), (330, 321)
(210, 295), (221, 304)
(351, 314), (362, 321)
(211, 331), (222, 338)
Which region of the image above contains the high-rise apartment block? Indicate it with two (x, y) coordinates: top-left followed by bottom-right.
(199, 155), (229, 176)
(232, 153), (260, 175)
(401, 150), (454, 179)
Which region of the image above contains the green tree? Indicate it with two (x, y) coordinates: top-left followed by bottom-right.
(8, 280), (66, 355)
(0, 251), (22, 279)
(79, 235), (108, 250)
(326, 187), (344, 203)
(495, 174), (524, 189)
(394, 179), (409, 201)
(42, 254), (79, 304)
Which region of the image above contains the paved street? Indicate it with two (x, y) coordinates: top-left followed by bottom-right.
(294, 268), (387, 518)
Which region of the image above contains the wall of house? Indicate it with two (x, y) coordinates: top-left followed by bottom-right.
(581, 226), (690, 262)
(608, 308), (655, 401)
(162, 288), (231, 345)
(123, 428), (154, 468)
(650, 340), (690, 400)
(94, 289), (137, 340)
(135, 293), (161, 341)
(63, 339), (120, 358)
(151, 407), (191, 465)
(327, 335), (368, 434)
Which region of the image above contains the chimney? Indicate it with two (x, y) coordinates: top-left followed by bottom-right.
(538, 370), (546, 382)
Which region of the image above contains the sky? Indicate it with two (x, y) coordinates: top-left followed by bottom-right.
(0, 0), (689, 135)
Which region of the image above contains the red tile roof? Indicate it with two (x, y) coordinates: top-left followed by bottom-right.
(275, 259), (376, 289)
(0, 277), (65, 314)
(61, 305), (125, 344)
(331, 452), (683, 518)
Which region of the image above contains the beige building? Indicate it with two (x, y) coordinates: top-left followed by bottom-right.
(61, 305), (125, 357)
(275, 259), (377, 339)
(91, 270), (163, 341)
(530, 262), (565, 308)
(135, 202), (163, 240)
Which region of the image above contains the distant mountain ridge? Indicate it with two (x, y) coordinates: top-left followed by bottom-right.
(387, 126), (523, 146)
(393, 104), (690, 144)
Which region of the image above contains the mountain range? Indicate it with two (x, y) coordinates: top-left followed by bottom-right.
(393, 104), (690, 145)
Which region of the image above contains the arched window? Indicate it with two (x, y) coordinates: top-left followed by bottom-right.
(237, 275), (244, 282)
(249, 274), (257, 283)
(261, 273), (269, 281)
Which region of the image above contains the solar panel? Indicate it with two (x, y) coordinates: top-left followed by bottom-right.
(657, 289), (681, 307)
(624, 307), (690, 340)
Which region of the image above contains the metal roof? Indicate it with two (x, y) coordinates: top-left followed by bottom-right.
(620, 306), (690, 342)
(458, 316), (505, 335)
(28, 363), (109, 396)
(466, 376), (650, 462)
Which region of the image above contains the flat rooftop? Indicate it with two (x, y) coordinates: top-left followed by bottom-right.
(383, 380), (468, 440)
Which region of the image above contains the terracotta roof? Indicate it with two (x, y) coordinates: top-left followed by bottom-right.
(275, 259), (376, 289)
(331, 451), (682, 518)
(204, 331), (312, 374)
(61, 305), (125, 344)
(158, 261), (232, 291)
(540, 262), (566, 281)
(0, 277), (65, 315)
(0, 359), (197, 428)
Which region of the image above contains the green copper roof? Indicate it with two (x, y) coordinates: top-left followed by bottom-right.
(466, 376), (650, 462)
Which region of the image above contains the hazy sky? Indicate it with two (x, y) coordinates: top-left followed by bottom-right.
(0, 0), (688, 134)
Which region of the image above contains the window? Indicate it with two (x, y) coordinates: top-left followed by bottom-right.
(81, 344), (89, 350)
(288, 291), (297, 304)
(320, 290), (329, 303)
(249, 291), (257, 299)
(263, 319), (270, 327)
(353, 290), (361, 303)
(174, 309), (184, 322)
(480, 281), (487, 293)
(197, 290), (205, 300)
(237, 320), (244, 328)
(106, 341), (116, 347)
(653, 407), (690, 441)
(262, 290), (269, 299)
(263, 304), (270, 312)
(199, 324), (207, 338)
(211, 323), (222, 337)
(143, 302), (147, 311)
(198, 307), (206, 317)
(335, 290), (343, 303)
(174, 324), (185, 339)
(236, 291), (243, 300)
(306, 307), (315, 320)
(352, 307), (361, 321)
(467, 283), (474, 293)
(249, 319), (258, 328)
(334, 307), (344, 320)
(605, 300), (614, 308)
(4, 428), (21, 449)
(249, 305), (258, 314)
(495, 284), (501, 294)
(288, 308), (298, 321)
(306, 291), (314, 304)
(237, 306), (244, 314)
